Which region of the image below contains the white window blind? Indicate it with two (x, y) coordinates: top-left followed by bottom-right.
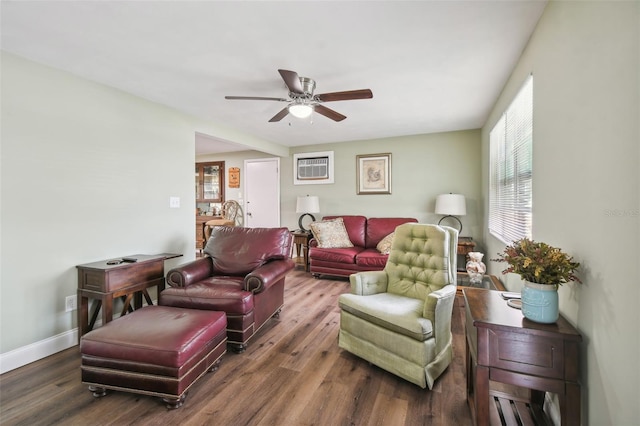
(489, 75), (533, 244)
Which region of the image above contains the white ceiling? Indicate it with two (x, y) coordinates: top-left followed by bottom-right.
(1, 1), (546, 155)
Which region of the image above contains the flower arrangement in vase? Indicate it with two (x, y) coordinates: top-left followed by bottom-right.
(492, 238), (581, 323)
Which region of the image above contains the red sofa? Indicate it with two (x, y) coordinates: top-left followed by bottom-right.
(309, 215), (418, 278)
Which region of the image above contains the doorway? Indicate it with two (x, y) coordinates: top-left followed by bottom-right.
(244, 158), (280, 227)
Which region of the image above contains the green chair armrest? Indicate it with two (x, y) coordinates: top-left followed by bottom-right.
(424, 284), (457, 351)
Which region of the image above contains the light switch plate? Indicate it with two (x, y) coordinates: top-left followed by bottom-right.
(169, 196), (180, 208)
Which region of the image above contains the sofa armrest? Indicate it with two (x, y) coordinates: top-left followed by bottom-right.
(166, 257), (214, 288)
(245, 258), (295, 293)
(424, 284), (456, 350)
(349, 271), (388, 295)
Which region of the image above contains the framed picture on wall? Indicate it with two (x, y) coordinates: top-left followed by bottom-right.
(356, 153), (391, 195)
(293, 151), (334, 185)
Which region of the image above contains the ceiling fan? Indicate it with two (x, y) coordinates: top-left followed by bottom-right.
(225, 69), (373, 122)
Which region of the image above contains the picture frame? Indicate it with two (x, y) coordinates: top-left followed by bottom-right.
(293, 151), (334, 185)
(356, 153), (391, 195)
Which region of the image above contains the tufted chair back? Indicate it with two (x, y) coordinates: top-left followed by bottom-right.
(385, 223), (457, 301)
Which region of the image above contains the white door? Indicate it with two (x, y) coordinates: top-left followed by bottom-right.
(244, 158), (280, 228)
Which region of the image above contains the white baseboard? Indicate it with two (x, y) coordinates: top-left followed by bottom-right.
(0, 328), (78, 374)
(0, 300), (158, 375)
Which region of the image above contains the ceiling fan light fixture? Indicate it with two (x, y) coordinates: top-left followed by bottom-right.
(288, 103), (313, 119)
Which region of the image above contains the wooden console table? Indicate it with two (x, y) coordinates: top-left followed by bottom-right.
(76, 253), (181, 342)
(463, 288), (582, 425)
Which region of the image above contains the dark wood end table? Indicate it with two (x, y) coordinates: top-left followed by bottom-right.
(291, 231), (311, 272)
(463, 287), (582, 426)
(457, 237), (476, 272)
(76, 253), (182, 343)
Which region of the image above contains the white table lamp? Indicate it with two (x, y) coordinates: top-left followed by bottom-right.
(435, 193), (466, 233)
(296, 195), (320, 232)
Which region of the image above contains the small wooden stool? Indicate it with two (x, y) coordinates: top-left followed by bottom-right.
(80, 305), (227, 409)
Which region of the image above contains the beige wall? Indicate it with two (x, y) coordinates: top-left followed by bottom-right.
(482, 1), (639, 423)
(0, 52), (286, 362)
(0, 53), (195, 354)
(200, 130), (483, 242)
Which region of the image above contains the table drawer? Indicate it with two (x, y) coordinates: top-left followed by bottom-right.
(488, 328), (565, 379)
(79, 260), (164, 292)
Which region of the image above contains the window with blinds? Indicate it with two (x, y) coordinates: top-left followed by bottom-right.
(489, 75), (533, 244)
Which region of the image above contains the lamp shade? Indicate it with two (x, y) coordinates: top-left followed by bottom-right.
(296, 195), (320, 214)
(288, 104), (313, 119)
(435, 193), (466, 216)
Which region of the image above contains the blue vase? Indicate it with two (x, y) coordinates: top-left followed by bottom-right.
(521, 281), (559, 323)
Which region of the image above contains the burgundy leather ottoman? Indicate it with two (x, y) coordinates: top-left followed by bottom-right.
(80, 305), (227, 409)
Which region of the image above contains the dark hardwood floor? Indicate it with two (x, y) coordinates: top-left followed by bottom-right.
(0, 269), (474, 426)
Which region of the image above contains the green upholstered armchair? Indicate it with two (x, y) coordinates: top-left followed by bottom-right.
(338, 223), (458, 389)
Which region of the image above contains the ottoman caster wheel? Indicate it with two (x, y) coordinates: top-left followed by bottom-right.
(163, 392), (187, 410)
(230, 343), (246, 353)
(209, 360), (221, 373)
(88, 386), (107, 398)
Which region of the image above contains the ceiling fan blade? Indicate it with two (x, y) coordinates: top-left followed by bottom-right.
(278, 69), (304, 94)
(314, 104), (347, 122)
(316, 89), (373, 102)
(269, 107), (290, 122)
(225, 96), (288, 101)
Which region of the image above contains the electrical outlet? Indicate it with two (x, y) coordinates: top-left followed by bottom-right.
(65, 295), (77, 312)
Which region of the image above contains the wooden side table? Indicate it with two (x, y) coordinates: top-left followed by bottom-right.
(457, 237), (476, 272)
(463, 288), (582, 426)
(76, 253), (181, 343)
(291, 231), (311, 272)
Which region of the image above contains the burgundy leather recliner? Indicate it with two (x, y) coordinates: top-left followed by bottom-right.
(159, 226), (294, 353)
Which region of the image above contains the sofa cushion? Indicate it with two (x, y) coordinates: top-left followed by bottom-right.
(160, 277), (254, 315)
(204, 226), (291, 275)
(310, 246), (363, 264)
(310, 261), (368, 275)
(310, 218), (354, 248)
(322, 215), (367, 247)
(376, 232), (394, 255)
(339, 292), (433, 341)
(366, 217), (419, 248)
(355, 249), (389, 268)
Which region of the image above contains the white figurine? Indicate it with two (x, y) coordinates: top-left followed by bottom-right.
(466, 252), (486, 285)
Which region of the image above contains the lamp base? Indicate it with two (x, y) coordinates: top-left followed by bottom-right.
(438, 215), (462, 234)
(298, 213), (316, 232)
